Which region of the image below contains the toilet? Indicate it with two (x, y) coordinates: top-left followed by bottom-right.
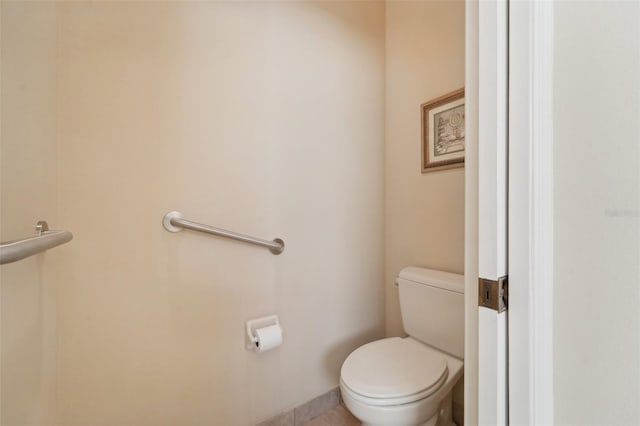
(340, 267), (464, 426)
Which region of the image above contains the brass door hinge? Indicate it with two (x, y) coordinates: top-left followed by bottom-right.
(478, 276), (508, 312)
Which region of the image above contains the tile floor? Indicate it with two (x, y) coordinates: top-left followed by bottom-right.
(303, 404), (360, 426)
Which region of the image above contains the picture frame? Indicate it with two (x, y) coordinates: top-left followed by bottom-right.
(421, 88), (465, 173)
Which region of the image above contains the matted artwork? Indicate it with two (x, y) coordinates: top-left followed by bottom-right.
(421, 88), (465, 173)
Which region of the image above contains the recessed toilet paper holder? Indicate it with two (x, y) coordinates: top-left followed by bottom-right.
(246, 315), (281, 351)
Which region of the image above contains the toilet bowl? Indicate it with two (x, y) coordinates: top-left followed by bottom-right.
(340, 267), (464, 426)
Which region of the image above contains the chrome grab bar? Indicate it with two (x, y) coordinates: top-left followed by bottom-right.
(162, 211), (284, 255)
(0, 221), (73, 265)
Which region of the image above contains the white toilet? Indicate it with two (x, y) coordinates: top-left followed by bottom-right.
(340, 267), (464, 426)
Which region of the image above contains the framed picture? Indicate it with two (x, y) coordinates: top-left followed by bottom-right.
(421, 88), (465, 173)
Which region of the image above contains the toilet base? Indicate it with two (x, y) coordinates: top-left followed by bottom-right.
(343, 387), (455, 426)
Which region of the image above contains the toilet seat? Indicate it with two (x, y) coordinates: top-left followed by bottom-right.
(340, 337), (449, 406)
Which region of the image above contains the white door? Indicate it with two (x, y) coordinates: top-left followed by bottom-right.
(477, 0), (509, 424)
(465, 1), (509, 425)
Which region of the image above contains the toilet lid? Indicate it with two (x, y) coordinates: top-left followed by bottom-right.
(341, 337), (448, 402)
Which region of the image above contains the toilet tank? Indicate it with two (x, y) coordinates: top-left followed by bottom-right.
(397, 267), (464, 359)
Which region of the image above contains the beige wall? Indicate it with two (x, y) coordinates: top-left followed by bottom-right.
(384, 1), (465, 337)
(0, 2), (60, 425)
(53, 2), (385, 425)
(553, 1), (639, 424)
(1, 2), (469, 425)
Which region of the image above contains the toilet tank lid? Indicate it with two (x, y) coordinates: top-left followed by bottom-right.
(398, 267), (464, 294)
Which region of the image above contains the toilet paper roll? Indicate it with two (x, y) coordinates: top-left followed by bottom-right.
(254, 324), (283, 353)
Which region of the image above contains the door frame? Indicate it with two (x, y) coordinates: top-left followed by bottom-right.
(465, 1), (555, 424)
(507, 1), (555, 424)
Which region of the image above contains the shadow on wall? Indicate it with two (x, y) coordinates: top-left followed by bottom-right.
(321, 327), (383, 381)
(1, 253), (59, 425)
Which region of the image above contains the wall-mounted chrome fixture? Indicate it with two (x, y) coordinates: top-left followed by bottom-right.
(0, 221), (73, 265)
(162, 211), (284, 255)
